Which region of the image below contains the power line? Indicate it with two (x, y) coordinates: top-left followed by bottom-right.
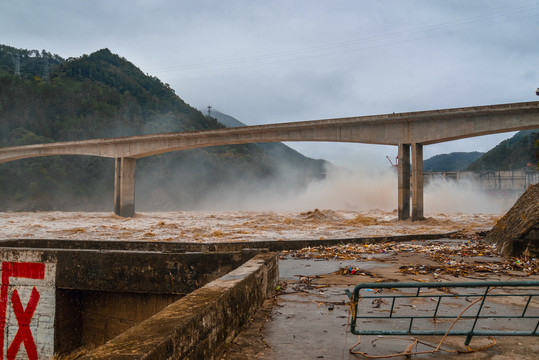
(145, 2), (537, 76)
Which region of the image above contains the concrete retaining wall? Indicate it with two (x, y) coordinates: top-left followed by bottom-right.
(1, 232), (456, 253)
(0, 243), (266, 358)
(55, 290), (182, 353)
(79, 252), (279, 360)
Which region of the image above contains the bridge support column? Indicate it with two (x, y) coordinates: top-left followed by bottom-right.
(398, 144), (410, 220)
(412, 143), (424, 221)
(114, 157), (136, 217)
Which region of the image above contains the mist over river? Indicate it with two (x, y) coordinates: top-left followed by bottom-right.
(0, 172), (516, 242)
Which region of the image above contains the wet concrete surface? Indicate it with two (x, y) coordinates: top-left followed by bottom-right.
(279, 258), (393, 280)
(222, 240), (539, 360)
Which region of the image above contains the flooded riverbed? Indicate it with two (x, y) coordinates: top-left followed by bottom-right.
(0, 209), (499, 242)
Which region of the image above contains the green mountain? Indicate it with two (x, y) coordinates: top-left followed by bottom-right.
(423, 152), (484, 172)
(0, 45), (326, 211)
(211, 110), (326, 176)
(210, 110), (245, 128)
(466, 130), (539, 171)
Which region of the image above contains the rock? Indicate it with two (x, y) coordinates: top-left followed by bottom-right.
(484, 183), (539, 258)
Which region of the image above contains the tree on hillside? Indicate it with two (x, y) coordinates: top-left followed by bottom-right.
(466, 130), (539, 171)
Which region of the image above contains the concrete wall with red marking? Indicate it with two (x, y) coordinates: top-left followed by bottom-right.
(0, 251), (55, 360)
(0, 241), (273, 358)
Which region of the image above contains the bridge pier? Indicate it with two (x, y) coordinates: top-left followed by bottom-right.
(398, 144), (411, 220)
(114, 157), (136, 217)
(412, 143), (424, 221)
(398, 143), (424, 221)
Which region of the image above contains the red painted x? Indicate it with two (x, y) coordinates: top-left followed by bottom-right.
(6, 287), (40, 360)
(0, 262), (45, 360)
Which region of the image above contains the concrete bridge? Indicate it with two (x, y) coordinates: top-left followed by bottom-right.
(1, 101), (538, 220)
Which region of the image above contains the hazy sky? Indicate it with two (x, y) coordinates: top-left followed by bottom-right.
(1, 0), (538, 169)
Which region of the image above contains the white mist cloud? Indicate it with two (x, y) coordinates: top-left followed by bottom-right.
(273, 168), (398, 212)
(216, 168), (518, 215)
(424, 178), (519, 214)
(153, 163), (517, 215)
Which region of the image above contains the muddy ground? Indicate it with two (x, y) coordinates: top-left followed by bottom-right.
(222, 239), (539, 360)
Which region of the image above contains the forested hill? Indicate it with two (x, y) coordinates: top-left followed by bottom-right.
(0, 45), (326, 211)
(466, 130), (539, 171)
(0, 46), (222, 145)
(423, 152), (484, 172)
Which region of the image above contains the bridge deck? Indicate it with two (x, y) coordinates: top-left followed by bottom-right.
(1, 101), (538, 218)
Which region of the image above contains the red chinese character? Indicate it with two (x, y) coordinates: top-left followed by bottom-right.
(0, 262), (45, 360)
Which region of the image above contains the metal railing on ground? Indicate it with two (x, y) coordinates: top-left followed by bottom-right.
(345, 280), (539, 347)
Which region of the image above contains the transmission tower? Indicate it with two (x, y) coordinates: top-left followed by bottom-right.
(41, 50), (50, 83)
(11, 52), (21, 78)
(207, 105), (212, 117)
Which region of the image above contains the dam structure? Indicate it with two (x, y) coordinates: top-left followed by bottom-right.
(1, 101), (539, 220)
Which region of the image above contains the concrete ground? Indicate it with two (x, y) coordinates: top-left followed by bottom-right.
(222, 240), (539, 360)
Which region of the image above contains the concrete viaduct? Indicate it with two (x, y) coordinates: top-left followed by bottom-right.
(1, 101), (538, 220)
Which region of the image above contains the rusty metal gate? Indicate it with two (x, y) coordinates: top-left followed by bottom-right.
(345, 280), (539, 346)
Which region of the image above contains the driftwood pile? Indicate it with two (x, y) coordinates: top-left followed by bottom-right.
(484, 183), (539, 258)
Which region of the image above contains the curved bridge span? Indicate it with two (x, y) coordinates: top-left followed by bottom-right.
(1, 101), (538, 219)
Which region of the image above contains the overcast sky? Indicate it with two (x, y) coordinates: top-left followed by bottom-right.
(1, 0), (538, 169)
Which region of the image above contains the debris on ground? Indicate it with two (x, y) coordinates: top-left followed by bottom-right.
(281, 240), (499, 260)
(399, 258), (539, 277)
(336, 266), (378, 277)
(282, 239), (539, 278)
(225, 240), (539, 360)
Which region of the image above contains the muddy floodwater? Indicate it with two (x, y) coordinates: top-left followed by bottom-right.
(0, 209), (500, 242)
(3, 209), (538, 360)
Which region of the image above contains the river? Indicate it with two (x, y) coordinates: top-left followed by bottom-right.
(0, 209), (500, 242)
